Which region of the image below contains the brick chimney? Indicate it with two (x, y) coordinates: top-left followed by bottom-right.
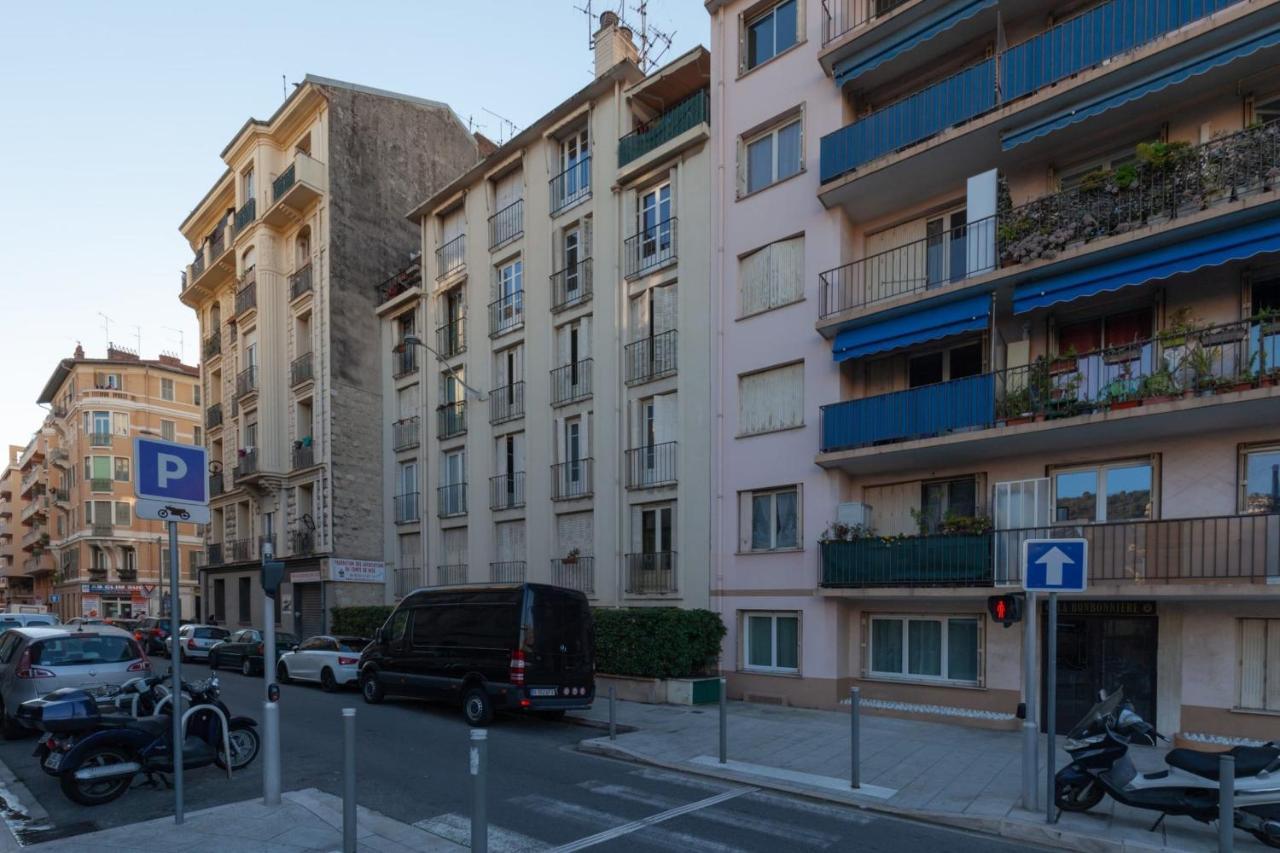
(73, 343), (84, 359)
(594, 11), (639, 78)
(158, 353), (182, 367)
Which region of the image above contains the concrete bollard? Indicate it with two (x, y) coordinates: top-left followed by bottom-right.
(719, 677), (727, 765)
(608, 686), (617, 741)
(1219, 753), (1234, 853)
(850, 687), (861, 789)
(342, 709), (356, 853)
(471, 729), (488, 853)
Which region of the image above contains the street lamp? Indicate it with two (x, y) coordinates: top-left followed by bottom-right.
(395, 334), (489, 400)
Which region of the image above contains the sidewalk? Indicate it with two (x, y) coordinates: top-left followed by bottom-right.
(572, 698), (1266, 852)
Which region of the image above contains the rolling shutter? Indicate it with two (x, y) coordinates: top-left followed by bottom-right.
(738, 363), (804, 436)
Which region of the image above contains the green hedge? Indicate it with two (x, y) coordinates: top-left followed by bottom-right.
(593, 608), (726, 679)
(330, 605), (394, 638)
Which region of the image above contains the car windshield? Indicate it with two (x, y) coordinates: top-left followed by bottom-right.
(30, 635), (140, 666)
(336, 637), (368, 652)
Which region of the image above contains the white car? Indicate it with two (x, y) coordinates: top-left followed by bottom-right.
(164, 624), (230, 662)
(277, 635), (368, 692)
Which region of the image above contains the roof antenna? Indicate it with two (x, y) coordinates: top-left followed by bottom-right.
(97, 312), (113, 353)
(629, 0), (675, 72)
(164, 327), (186, 363)
(481, 108), (519, 144)
(282, 74), (287, 101)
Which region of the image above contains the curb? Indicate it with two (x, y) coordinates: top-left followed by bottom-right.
(563, 714), (638, 735)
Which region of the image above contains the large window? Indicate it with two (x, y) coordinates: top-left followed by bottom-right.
(1052, 459), (1153, 523)
(745, 0), (798, 70)
(745, 118), (802, 194)
(114, 458), (130, 482)
(743, 487), (800, 551)
(920, 476), (977, 533)
(1238, 618), (1280, 712)
(738, 236), (803, 317)
(738, 362), (804, 436)
(161, 378), (175, 401)
(161, 420), (176, 442)
(1241, 444), (1280, 514)
(744, 612), (799, 673)
(869, 615), (980, 684)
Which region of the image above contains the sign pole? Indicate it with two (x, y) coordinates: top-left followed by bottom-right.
(1046, 591), (1058, 825)
(1021, 589), (1038, 812)
(263, 543), (281, 806)
(168, 518), (183, 825)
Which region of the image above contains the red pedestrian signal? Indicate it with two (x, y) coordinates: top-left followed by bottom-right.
(987, 594), (1024, 627)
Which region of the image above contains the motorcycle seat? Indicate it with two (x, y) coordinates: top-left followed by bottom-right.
(1166, 746), (1280, 780)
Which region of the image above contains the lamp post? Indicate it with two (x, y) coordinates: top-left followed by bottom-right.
(397, 335), (489, 401)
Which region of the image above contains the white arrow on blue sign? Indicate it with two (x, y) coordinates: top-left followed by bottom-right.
(133, 437), (209, 524)
(1022, 538), (1088, 592)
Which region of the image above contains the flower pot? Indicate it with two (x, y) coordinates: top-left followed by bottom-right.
(1146, 394), (1177, 405)
(1110, 399), (1141, 410)
(1049, 358), (1077, 376)
(1006, 415), (1035, 426)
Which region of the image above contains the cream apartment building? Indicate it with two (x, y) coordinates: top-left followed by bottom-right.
(0, 445), (31, 608)
(179, 75), (478, 637)
(376, 16), (713, 607)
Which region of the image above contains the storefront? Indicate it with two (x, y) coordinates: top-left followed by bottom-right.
(79, 583), (151, 620)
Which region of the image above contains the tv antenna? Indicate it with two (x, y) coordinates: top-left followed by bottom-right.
(97, 312), (114, 351)
(164, 327), (186, 363)
(630, 0), (675, 72)
(481, 108), (519, 144)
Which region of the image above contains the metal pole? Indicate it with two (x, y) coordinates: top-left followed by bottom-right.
(1046, 592), (1058, 825)
(262, 545), (280, 806)
(1219, 753), (1235, 853)
(470, 729), (487, 853)
(850, 687), (861, 789)
(1022, 589), (1039, 811)
(608, 686), (616, 741)
(342, 708), (356, 853)
(719, 677), (727, 765)
(168, 519), (183, 825)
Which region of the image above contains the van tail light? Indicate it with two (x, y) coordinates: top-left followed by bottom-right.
(337, 656), (359, 666)
(187, 638), (197, 650)
(15, 648), (54, 679)
(509, 649), (526, 686)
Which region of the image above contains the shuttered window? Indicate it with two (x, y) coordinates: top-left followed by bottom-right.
(557, 512), (593, 556)
(1239, 619), (1280, 711)
(738, 362), (804, 436)
(739, 236), (803, 317)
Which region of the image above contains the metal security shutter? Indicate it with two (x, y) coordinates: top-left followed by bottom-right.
(496, 521), (526, 563)
(557, 512), (593, 555)
(297, 584), (322, 640)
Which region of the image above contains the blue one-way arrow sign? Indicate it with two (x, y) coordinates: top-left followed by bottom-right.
(1023, 538), (1087, 592)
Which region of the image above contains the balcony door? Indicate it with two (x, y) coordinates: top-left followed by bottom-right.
(565, 417), (586, 488)
(442, 450), (465, 515)
(925, 209), (967, 287)
(562, 227), (582, 300)
(639, 506), (673, 575)
(561, 128), (589, 200)
(638, 183), (672, 262)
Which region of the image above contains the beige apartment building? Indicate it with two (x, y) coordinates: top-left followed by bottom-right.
(0, 445), (31, 608)
(179, 75), (479, 637)
(376, 16), (713, 607)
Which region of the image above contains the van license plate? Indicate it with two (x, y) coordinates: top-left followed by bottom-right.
(529, 688), (556, 697)
(43, 752), (62, 771)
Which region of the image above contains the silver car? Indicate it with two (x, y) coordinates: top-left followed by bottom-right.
(0, 626), (150, 739)
(164, 624), (230, 662)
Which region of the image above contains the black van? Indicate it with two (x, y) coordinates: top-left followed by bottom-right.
(358, 583), (594, 725)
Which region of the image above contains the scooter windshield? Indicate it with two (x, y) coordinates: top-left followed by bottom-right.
(1066, 688), (1124, 741)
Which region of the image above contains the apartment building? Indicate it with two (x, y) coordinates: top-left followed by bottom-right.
(0, 445), (31, 608)
(708, 0), (1280, 739)
(179, 75), (478, 637)
(377, 16), (713, 607)
(27, 346), (206, 620)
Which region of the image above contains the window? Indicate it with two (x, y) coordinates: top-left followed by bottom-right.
(114, 458), (130, 482)
(94, 372), (122, 390)
(193, 426), (202, 446)
(1053, 459), (1153, 522)
(1239, 619), (1280, 711)
(907, 341), (984, 388)
(738, 362), (804, 436)
(869, 615), (980, 684)
(1057, 309), (1151, 356)
(238, 577), (251, 623)
(193, 384), (201, 405)
(745, 0), (798, 70)
(920, 476), (978, 533)
(637, 184), (672, 264)
(161, 420), (176, 442)
(1253, 93), (1280, 126)
(161, 378), (175, 401)
(112, 412), (129, 435)
(739, 236), (803, 317)
(744, 612), (799, 672)
(214, 579), (226, 622)
(1241, 444), (1280, 513)
(745, 118), (802, 194)
(113, 502), (130, 525)
(123, 548), (137, 571)
(743, 487), (800, 551)
(91, 456), (112, 483)
(242, 166), (255, 203)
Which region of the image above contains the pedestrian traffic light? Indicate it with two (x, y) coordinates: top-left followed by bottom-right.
(987, 594), (1024, 627)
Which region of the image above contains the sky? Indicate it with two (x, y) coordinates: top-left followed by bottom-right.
(0, 0), (709, 451)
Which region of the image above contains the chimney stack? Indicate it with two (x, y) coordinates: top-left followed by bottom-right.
(73, 344), (84, 359)
(593, 11), (640, 78)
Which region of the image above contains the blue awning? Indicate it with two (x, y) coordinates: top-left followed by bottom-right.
(1013, 215), (1280, 314)
(1003, 26), (1280, 151)
(833, 0), (996, 89)
(833, 293), (991, 362)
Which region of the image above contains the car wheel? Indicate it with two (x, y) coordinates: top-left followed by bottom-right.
(320, 668), (338, 693)
(241, 658), (254, 677)
(361, 671), (385, 704)
(462, 685), (494, 727)
(276, 661), (291, 684)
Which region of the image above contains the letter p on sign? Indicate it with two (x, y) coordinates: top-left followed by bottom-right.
(157, 454), (188, 488)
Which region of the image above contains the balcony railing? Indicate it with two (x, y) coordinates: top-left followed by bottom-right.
(551, 459), (593, 500)
(234, 277), (257, 315)
(626, 442), (677, 489)
(236, 365), (258, 398)
(552, 557), (594, 594)
(89, 431), (113, 447)
(395, 565), (424, 597)
(289, 528), (315, 556)
(90, 477), (114, 493)
(272, 163), (296, 201)
(489, 473), (525, 511)
(489, 382), (524, 424)
(551, 258), (593, 312)
(551, 359), (593, 406)
(822, 0), (912, 44)
(820, 534), (994, 588)
(91, 522), (113, 538)
(209, 472), (224, 497)
(292, 443), (315, 470)
(209, 222), (227, 259)
(489, 290), (524, 337)
(206, 403), (223, 429)
(437, 564), (467, 586)
(233, 198), (257, 234)
(490, 561), (527, 583)
(820, 0), (1245, 183)
(625, 330), (678, 384)
(550, 156), (591, 213)
(289, 263), (313, 300)
(438, 483), (467, 518)
(291, 352), (314, 386)
(393, 345), (418, 378)
(203, 333), (222, 360)
(392, 416), (420, 451)
(624, 217), (678, 278)
(618, 90), (709, 167)
(436, 318), (466, 359)
(820, 318), (1280, 452)
(234, 449), (258, 480)
(488, 199), (523, 249)
(394, 492), (420, 525)
(625, 552), (677, 594)
(437, 402), (466, 439)
(224, 538), (253, 563)
(436, 234), (466, 280)
(206, 542), (224, 567)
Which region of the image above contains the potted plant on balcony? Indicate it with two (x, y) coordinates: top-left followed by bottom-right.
(1048, 347), (1079, 376)
(939, 514), (993, 535)
(1137, 367), (1180, 404)
(563, 547), (580, 566)
(1187, 344), (1220, 396)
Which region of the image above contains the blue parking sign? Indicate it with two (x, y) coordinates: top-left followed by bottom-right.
(1023, 539), (1087, 592)
(134, 437), (208, 506)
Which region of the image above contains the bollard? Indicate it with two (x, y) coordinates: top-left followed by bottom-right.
(608, 686), (617, 742)
(1219, 753), (1235, 853)
(263, 701), (280, 806)
(470, 729), (488, 853)
(342, 708), (356, 853)
(719, 677), (727, 765)
(850, 687), (861, 789)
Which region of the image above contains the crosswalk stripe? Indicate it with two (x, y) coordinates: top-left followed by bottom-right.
(415, 812), (548, 852)
(541, 787), (755, 852)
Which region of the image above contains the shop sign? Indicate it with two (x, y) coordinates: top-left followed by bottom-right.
(82, 595), (101, 618)
(84, 584), (145, 595)
(1058, 600), (1156, 617)
(290, 570), (322, 584)
(331, 559), (386, 584)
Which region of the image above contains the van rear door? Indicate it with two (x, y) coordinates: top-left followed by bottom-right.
(522, 587), (593, 690)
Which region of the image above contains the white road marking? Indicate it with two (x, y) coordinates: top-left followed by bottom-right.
(690, 755), (898, 800)
(515, 790), (753, 853)
(415, 812), (548, 852)
(627, 766), (731, 792)
(743, 789), (873, 824)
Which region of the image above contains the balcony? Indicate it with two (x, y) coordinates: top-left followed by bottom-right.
(551, 359), (593, 407)
(392, 416), (420, 451)
(393, 345), (418, 379)
(551, 557), (594, 594)
(437, 483), (467, 518)
(821, 0), (913, 45)
(50, 448), (69, 468)
(820, 533), (994, 589)
(90, 522), (113, 538)
(20, 497), (48, 524)
(435, 234), (466, 281)
(20, 528), (47, 550)
(289, 263), (313, 301)
(626, 442), (677, 489)
(488, 291), (524, 337)
(551, 459), (593, 500)
(51, 487), (69, 505)
(625, 330), (677, 385)
(489, 473), (525, 511)
(183, 218), (235, 298)
(233, 198), (257, 236)
(60, 549), (79, 580)
(437, 402), (466, 439)
(206, 542), (224, 567)
(551, 258), (593, 313)
(625, 552), (677, 595)
(206, 403), (223, 429)
(394, 492), (420, 525)
(234, 274), (257, 316)
(292, 442), (315, 470)
(233, 449), (258, 481)
(89, 431), (113, 447)
(291, 528), (316, 557)
(624, 217), (677, 279)
(264, 153), (325, 227)
(89, 477), (114, 493)
(223, 539), (253, 564)
(488, 199), (523, 250)
(437, 564), (467, 586)
(376, 262), (422, 304)
(435, 319), (466, 359)
(490, 561), (526, 583)
(395, 565), (424, 597)
(550, 156), (591, 214)
(236, 365), (258, 398)
(209, 472), (224, 497)
(618, 90), (710, 169)
(290, 352), (314, 387)
(489, 382), (524, 425)
(203, 333), (222, 361)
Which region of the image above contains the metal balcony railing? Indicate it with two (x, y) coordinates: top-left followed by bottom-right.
(272, 163), (296, 201)
(394, 492), (420, 525)
(625, 552), (677, 594)
(489, 381), (524, 424)
(625, 330), (677, 385)
(436, 318), (466, 358)
(234, 277), (257, 315)
(192, 250), (206, 279)
(489, 290), (524, 337)
(89, 477), (113, 493)
(624, 217), (677, 278)
(437, 402), (466, 439)
(551, 359), (592, 406)
(209, 472), (224, 497)
(489, 472), (525, 510)
(551, 258), (593, 312)
(618, 90), (709, 167)
(290, 352), (314, 386)
(209, 223), (226, 259)
(395, 565), (424, 597)
(552, 557), (594, 594)
(436, 234), (466, 280)
(550, 156), (591, 213)
(437, 564), (467, 586)
(89, 431), (113, 447)
(206, 542), (224, 567)
(225, 538), (253, 563)
(206, 403), (223, 429)
(233, 198), (257, 234)
(821, 0), (912, 44)
(820, 534), (994, 588)
(236, 365), (258, 398)
(392, 416), (420, 451)
(488, 199), (524, 249)
(490, 561), (527, 583)
(289, 263), (313, 300)
(393, 345), (418, 378)
(551, 459), (593, 500)
(292, 443), (315, 469)
(203, 333), (221, 360)
(91, 522), (113, 538)
(626, 442), (677, 489)
(437, 483), (467, 518)
(234, 449), (258, 480)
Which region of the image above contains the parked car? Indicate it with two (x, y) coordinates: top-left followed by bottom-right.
(164, 624), (231, 662)
(358, 583), (594, 725)
(0, 625), (150, 738)
(208, 629), (299, 676)
(133, 617), (190, 656)
(277, 636), (369, 692)
(0, 614), (60, 630)
(65, 618), (106, 628)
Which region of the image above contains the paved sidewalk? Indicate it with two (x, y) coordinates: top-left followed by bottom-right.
(572, 699), (1267, 852)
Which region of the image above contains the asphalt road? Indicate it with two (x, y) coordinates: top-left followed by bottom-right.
(0, 662), (1052, 851)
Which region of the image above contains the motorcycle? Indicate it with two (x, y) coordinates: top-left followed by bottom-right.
(19, 674), (259, 806)
(1055, 688), (1280, 848)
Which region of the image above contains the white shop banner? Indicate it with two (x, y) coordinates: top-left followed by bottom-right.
(331, 559), (386, 583)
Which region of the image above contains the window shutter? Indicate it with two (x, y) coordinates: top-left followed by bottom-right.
(629, 293), (649, 339)
(771, 236), (804, 306)
(1240, 619), (1268, 709)
(739, 246), (770, 317)
(581, 316), (593, 358)
(580, 412), (591, 457)
(557, 512), (593, 553)
(554, 418), (565, 463)
(443, 528), (467, 566)
(738, 363), (804, 436)
(583, 217), (593, 255)
(513, 432), (526, 474)
(1268, 621), (1280, 711)
(654, 394), (677, 444)
(654, 285), (678, 334)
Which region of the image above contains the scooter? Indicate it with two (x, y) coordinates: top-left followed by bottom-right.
(1055, 688), (1280, 848)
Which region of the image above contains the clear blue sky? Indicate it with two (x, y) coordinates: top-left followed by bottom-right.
(0, 0), (708, 449)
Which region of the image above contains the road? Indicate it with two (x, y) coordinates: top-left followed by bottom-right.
(0, 662), (1052, 851)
